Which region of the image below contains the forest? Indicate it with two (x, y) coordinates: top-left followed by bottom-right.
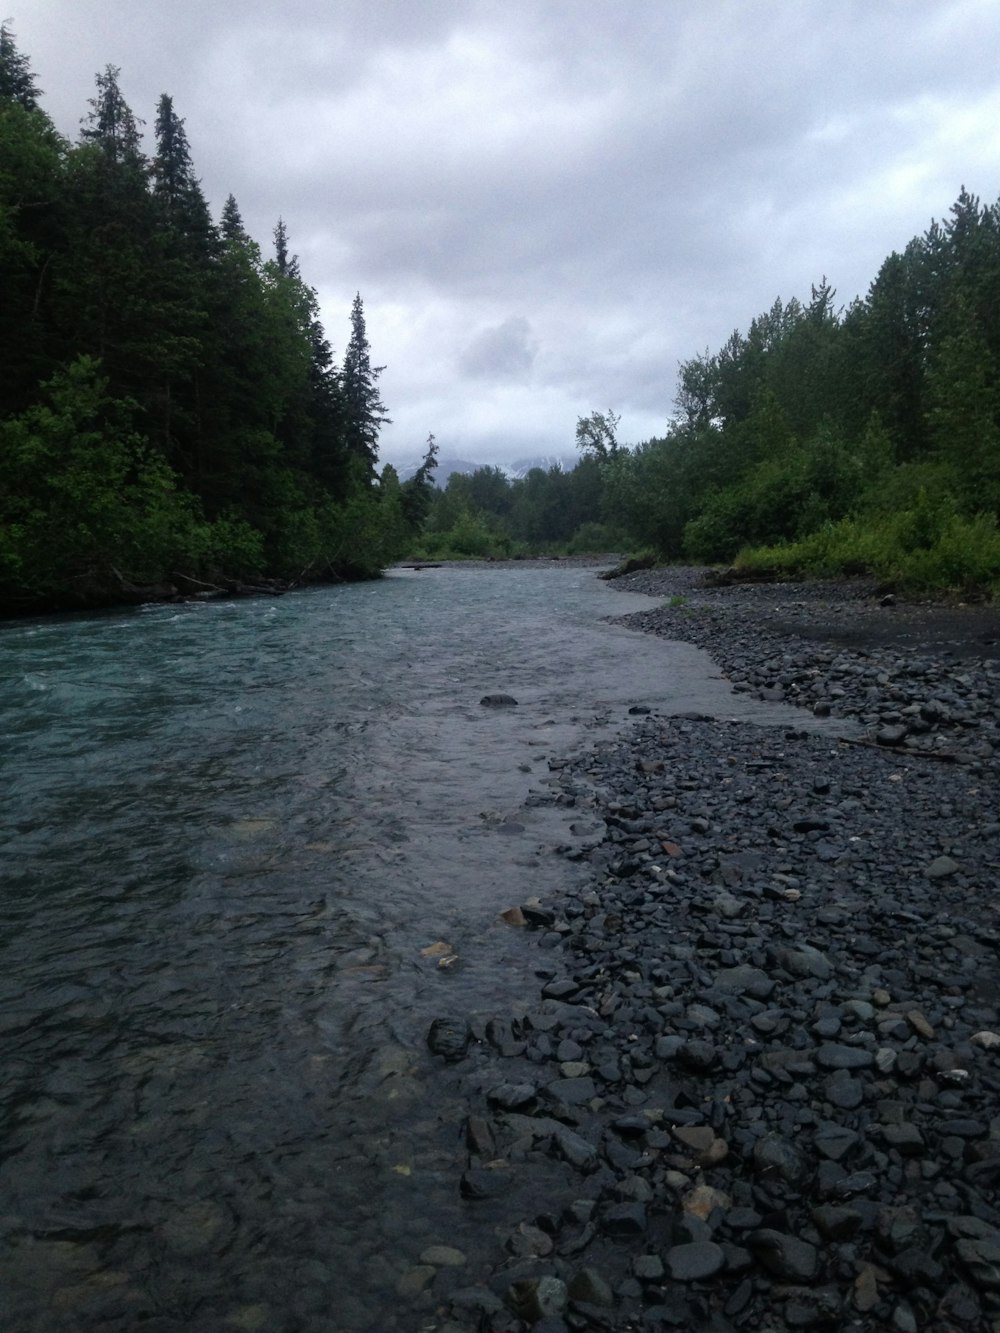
(3, 23), (999, 615)
(0, 25), (437, 614)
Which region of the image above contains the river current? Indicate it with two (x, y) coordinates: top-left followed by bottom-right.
(0, 565), (837, 1330)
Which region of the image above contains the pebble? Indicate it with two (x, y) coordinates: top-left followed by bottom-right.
(433, 568), (1000, 1333)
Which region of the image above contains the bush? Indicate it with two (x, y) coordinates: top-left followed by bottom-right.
(734, 508), (1000, 595)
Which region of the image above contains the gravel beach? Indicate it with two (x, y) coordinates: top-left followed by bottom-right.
(421, 568), (1000, 1333)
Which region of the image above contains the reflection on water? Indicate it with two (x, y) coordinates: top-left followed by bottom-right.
(0, 567), (840, 1330)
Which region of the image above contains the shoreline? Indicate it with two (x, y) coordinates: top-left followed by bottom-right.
(418, 566), (1000, 1333)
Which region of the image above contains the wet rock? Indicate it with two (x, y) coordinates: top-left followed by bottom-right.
(419, 1245), (466, 1267)
(427, 1017), (471, 1062)
(396, 1265), (435, 1297)
(487, 1082), (537, 1110)
(481, 693), (519, 706)
(507, 1276), (568, 1323)
(460, 1167), (511, 1200)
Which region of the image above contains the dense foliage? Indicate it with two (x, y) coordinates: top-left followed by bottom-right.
(607, 194), (1000, 591)
(0, 28), (422, 613)
(422, 193), (1000, 593)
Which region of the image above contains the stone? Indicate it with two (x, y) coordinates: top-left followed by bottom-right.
(682, 1184), (732, 1220)
(507, 1276), (568, 1323)
(815, 1043), (874, 1069)
(673, 1125), (728, 1166)
(771, 944), (832, 980)
(551, 1124), (599, 1172)
(396, 1265), (435, 1298)
(542, 1075), (597, 1106)
(678, 1039), (719, 1072)
(925, 855), (960, 879)
(426, 1017), (470, 1062)
(812, 1204), (863, 1240)
(714, 964), (775, 1001)
(906, 1010), (935, 1040)
(601, 1202), (647, 1236)
(665, 1241), (725, 1281)
(419, 1245), (466, 1267)
(826, 1069), (865, 1109)
(481, 693), (518, 706)
(567, 1267), (614, 1307)
(748, 1230), (818, 1282)
(753, 1135), (808, 1186)
(487, 1082), (537, 1110)
(877, 725), (908, 746)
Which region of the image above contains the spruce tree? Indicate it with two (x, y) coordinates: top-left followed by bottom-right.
(151, 93), (214, 251)
(341, 292), (390, 478)
(0, 22), (41, 109)
(80, 65), (145, 167)
(220, 193), (247, 243)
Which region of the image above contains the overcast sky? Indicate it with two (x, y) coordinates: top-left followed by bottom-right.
(14, 1), (1000, 468)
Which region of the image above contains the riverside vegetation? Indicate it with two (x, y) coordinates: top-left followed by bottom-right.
(3, 23), (1000, 611)
(412, 205), (1000, 596)
(0, 26), (439, 615)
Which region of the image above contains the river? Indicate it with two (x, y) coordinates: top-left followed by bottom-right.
(0, 564), (836, 1331)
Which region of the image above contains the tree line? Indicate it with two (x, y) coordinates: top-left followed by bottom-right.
(419, 191), (1000, 591)
(4, 20), (998, 607)
(0, 25), (438, 614)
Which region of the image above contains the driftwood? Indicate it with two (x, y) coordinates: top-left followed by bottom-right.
(836, 735), (961, 764)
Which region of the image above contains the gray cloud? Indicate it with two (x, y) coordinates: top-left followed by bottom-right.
(458, 317), (537, 381)
(14, 0), (1000, 464)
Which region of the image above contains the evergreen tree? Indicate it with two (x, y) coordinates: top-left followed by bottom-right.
(0, 22), (41, 110)
(151, 93), (215, 251)
(220, 193), (247, 243)
(341, 292), (390, 478)
(401, 433), (438, 529)
(0, 31), (65, 414)
(80, 65), (145, 167)
(273, 216), (300, 278)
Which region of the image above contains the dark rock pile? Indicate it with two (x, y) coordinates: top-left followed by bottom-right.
(614, 570), (999, 770)
(421, 573), (1000, 1333)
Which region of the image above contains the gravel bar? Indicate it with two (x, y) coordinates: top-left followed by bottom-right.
(418, 569), (1000, 1333)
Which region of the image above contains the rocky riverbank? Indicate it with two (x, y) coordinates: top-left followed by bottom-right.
(418, 570), (1000, 1333)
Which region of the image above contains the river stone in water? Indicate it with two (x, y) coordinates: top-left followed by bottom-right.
(427, 1017), (471, 1061)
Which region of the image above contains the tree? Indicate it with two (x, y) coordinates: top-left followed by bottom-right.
(220, 193), (247, 243)
(80, 65), (145, 167)
(273, 216), (300, 278)
(341, 292), (390, 478)
(575, 409), (621, 462)
(151, 93), (214, 251)
(0, 21), (41, 110)
(401, 432), (438, 529)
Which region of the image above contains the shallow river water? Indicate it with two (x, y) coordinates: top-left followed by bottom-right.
(0, 565), (840, 1331)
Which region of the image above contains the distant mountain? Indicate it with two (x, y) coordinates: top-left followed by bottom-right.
(392, 452), (579, 487)
(507, 454), (579, 478)
(393, 455), (485, 486)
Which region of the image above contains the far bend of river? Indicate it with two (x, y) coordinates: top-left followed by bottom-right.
(0, 565), (842, 1331)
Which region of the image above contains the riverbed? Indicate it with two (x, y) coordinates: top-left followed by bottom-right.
(1, 564), (856, 1332)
